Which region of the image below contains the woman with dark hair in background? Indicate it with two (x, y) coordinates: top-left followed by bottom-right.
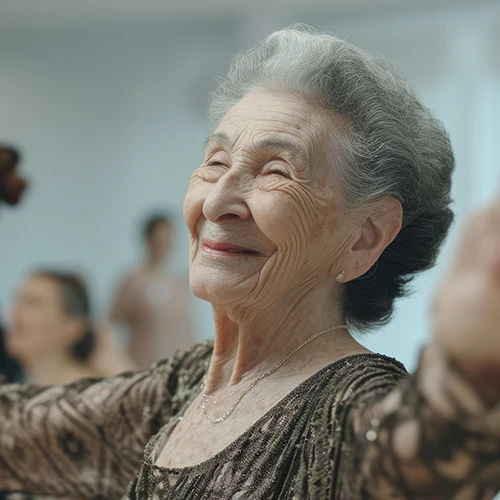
(111, 211), (195, 368)
(1, 145), (133, 386)
(7, 270), (104, 385)
(7, 270), (136, 385)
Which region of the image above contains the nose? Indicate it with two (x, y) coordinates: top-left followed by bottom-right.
(202, 168), (251, 223)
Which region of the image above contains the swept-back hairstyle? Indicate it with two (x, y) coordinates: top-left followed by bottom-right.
(208, 26), (454, 330)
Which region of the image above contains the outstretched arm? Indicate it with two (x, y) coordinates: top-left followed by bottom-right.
(0, 347), (197, 499)
(345, 194), (500, 499)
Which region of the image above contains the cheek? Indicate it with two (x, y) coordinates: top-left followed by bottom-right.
(22, 307), (43, 331)
(183, 178), (209, 236)
(32, 314), (59, 343)
(252, 188), (326, 247)
(13, 315), (59, 355)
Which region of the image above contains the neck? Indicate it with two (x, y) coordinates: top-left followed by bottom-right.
(204, 282), (366, 393)
(24, 352), (93, 386)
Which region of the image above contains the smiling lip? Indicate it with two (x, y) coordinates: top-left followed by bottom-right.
(202, 239), (259, 256)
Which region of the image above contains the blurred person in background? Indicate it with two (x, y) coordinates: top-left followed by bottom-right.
(7, 270), (134, 385)
(0, 144), (28, 384)
(0, 148), (132, 500)
(110, 211), (194, 368)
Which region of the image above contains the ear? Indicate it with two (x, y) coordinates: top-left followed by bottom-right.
(342, 197), (402, 282)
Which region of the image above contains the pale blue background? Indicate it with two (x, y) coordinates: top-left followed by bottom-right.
(1, 0), (499, 378)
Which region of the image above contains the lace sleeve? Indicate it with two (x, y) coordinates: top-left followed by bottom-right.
(344, 344), (500, 499)
(0, 346), (202, 500)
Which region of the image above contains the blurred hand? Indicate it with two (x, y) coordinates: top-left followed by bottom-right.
(432, 191), (500, 399)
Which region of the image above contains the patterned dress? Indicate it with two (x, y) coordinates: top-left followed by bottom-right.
(0, 340), (499, 499)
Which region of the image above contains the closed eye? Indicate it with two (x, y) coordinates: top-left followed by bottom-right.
(268, 168), (291, 179)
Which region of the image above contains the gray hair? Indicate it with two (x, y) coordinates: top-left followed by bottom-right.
(208, 25), (455, 331)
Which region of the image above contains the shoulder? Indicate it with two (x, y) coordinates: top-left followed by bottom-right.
(339, 353), (408, 399)
(101, 339), (213, 393)
(115, 269), (148, 295)
(166, 338), (214, 372)
(148, 339), (214, 389)
(313, 353), (408, 413)
(303, 354), (408, 453)
(133, 339), (213, 419)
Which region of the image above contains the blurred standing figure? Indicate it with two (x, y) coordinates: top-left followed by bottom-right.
(7, 270), (133, 385)
(110, 212), (194, 368)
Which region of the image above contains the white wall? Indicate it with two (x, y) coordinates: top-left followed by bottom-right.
(1, 3), (500, 371)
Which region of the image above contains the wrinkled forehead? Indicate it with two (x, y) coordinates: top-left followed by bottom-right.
(210, 90), (340, 163)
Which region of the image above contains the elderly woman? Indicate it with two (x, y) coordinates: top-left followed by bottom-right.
(1, 27), (499, 500)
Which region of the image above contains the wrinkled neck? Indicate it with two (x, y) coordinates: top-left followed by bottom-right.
(204, 282), (360, 393)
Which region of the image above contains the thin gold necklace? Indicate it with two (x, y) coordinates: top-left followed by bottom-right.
(200, 324), (348, 423)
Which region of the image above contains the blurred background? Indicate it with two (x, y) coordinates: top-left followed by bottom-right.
(1, 0), (500, 373)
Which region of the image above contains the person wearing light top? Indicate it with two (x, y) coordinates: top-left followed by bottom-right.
(110, 212), (195, 368)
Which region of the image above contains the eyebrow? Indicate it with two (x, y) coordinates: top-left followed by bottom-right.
(203, 132), (231, 150)
(256, 137), (307, 165)
(204, 132), (308, 167)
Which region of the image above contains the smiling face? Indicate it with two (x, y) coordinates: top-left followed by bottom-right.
(184, 90), (354, 315)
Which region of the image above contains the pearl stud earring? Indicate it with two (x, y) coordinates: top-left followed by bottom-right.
(336, 270), (345, 282)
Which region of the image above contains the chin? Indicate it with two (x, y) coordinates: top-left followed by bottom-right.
(189, 262), (259, 306)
